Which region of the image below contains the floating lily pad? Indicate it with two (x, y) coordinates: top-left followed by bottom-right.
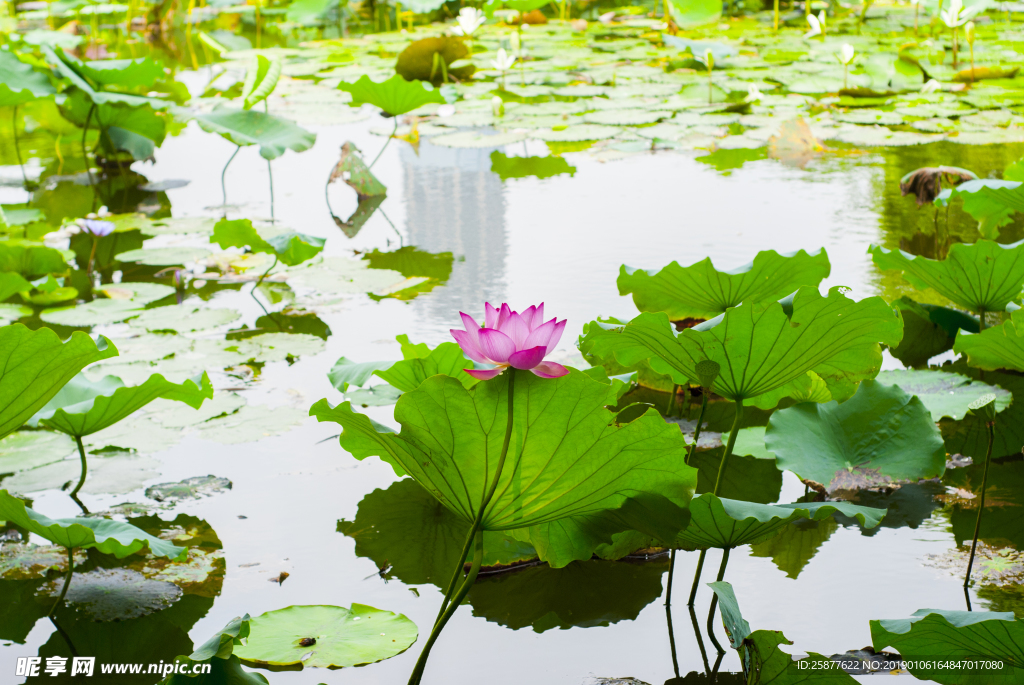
(116, 247), (212, 266)
(84, 416), (183, 453)
(149, 392), (247, 428)
(40, 299), (146, 327)
(197, 404), (307, 444)
(430, 130), (527, 148)
(248, 332), (325, 362)
(0, 544), (86, 580)
(128, 305), (242, 333)
(95, 283), (176, 304)
(0, 430), (76, 474)
(235, 604), (418, 668)
(2, 451), (160, 496)
(46, 568), (182, 621)
(0, 304), (32, 325)
(583, 110), (666, 126)
(875, 369), (1012, 421)
(345, 384), (403, 407)
(142, 217), (217, 237)
(531, 124), (620, 141)
(145, 476), (233, 503)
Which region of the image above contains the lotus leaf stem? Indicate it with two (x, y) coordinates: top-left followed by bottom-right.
(12, 106), (27, 188)
(686, 390), (710, 466)
(409, 529), (484, 685)
(665, 600), (681, 678)
(86, 235), (99, 275)
(82, 103), (96, 192)
(688, 603), (711, 673)
(69, 436), (90, 514)
(436, 368), (517, 622)
(48, 546), (75, 618)
(773, 0), (779, 31)
(267, 158), (275, 221)
(978, 308), (986, 332)
(964, 420), (995, 588)
(706, 547), (731, 654)
(952, 28), (959, 69)
(669, 387), (709, 607)
(666, 548), (677, 606)
(253, 254), (279, 293)
(687, 549), (707, 606)
(221, 145), (241, 211)
(368, 118), (398, 170)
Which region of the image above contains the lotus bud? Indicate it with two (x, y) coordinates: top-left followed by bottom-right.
(491, 96), (504, 117)
(965, 20), (976, 44)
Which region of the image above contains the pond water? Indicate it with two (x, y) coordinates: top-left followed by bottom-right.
(4, 38), (1024, 684)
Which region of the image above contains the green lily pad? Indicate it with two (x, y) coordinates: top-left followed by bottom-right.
(149, 392), (246, 428)
(0, 304), (33, 324)
(128, 306), (242, 333)
(344, 384), (404, 407)
(96, 282), (176, 304)
(2, 451), (159, 496)
(248, 332), (325, 362)
(617, 248), (831, 320)
(189, 108), (317, 160)
(197, 404), (307, 444)
(337, 73), (445, 116)
(875, 369), (1012, 421)
(235, 604), (418, 668)
(764, 380), (946, 487)
(40, 299), (146, 326)
(142, 217), (217, 236)
(116, 247), (212, 266)
(0, 430), (76, 474)
(531, 124), (621, 141)
(583, 110), (667, 126)
(430, 130), (528, 148)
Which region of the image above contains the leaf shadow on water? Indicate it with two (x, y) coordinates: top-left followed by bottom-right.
(831, 481), (946, 536)
(337, 479), (670, 632)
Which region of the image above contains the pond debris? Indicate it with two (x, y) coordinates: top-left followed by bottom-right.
(145, 475), (233, 503)
(269, 571), (290, 584)
(925, 541), (1024, 586)
(825, 649), (902, 674)
(0, 544), (86, 580)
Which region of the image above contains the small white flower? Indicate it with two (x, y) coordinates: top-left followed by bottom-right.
(491, 47), (517, 71)
(452, 7), (485, 36)
(598, 10), (616, 24)
(941, 0), (972, 27)
(492, 96), (504, 116)
(805, 13), (821, 38)
(745, 83), (764, 102)
(838, 43), (856, 65)
(437, 104), (456, 117)
(921, 78), (941, 93)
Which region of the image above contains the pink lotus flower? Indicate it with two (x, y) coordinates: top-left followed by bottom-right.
(451, 303), (569, 381)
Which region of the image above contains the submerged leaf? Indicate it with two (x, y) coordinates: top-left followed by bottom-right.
(327, 141), (387, 200)
(616, 248), (831, 320)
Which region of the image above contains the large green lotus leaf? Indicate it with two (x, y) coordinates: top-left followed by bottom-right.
(876, 369), (1011, 421)
(467, 555), (668, 633)
(328, 357), (395, 391)
(869, 240), (1024, 314)
(43, 46), (170, 110)
(337, 478), (538, 587)
(584, 286), (903, 404)
(234, 604), (417, 668)
(0, 241), (68, 277)
(78, 57), (164, 89)
(939, 179), (1024, 238)
(311, 369), (696, 530)
(211, 219), (274, 254)
(0, 50), (56, 106)
(870, 610), (1022, 684)
(374, 341), (481, 393)
(0, 272), (32, 300)
(0, 325), (118, 439)
(709, 581), (860, 683)
(337, 73), (445, 116)
(890, 297), (979, 368)
(617, 248), (831, 321)
(954, 309), (1024, 373)
(764, 380), (946, 486)
(63, 89), (167, 145)
(674, 494), (885, 550)
(0, 491), (186, 559)
(189, 109), (316, 160)
(940, 362), (1024, 461)
(265, 231), (325, 266)
(30, 371), (213, 437)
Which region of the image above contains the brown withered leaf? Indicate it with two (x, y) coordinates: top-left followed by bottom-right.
(768, 118), (823, 168)
(899, 166), (978, 206)
(328, 141), (387, 201)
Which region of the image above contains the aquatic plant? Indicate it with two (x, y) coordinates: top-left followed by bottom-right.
(961, 394), (1001, 588)
(491, 48), (517, 90)
(451, 302), (568, 379)
(836, 43), (856, 90)
(940, 0), (974, 68)
(29, 371), (213, 512)
(312, 303), (697, 684)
